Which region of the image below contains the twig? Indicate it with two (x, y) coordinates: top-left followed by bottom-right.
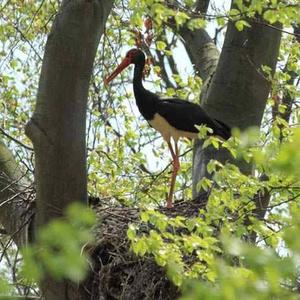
(0, 128), (33, 151)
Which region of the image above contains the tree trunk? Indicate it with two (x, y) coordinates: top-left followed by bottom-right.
(179, 27), (219, 81)
(192, 19), (282, 199)
(25, 0), (114, 299)
(0, 138), (32, 248)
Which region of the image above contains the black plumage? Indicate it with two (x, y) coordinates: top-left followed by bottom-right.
(156, 98), (230, 139)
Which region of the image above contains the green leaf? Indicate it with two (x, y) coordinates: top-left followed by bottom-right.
(217, 17), (225, 26)
(235, 20), (251, 31)
(229, 8), (241, 18)
(174, 11), (189, 26)
(167, 259), (184, 286)
(156, 41), (166, 51)
(263, 10), (278, 24)
(207, 160), (216, 174)
(127, 224), (137, 240)
(187, 18), (206, 30)
(202, 139), (212, 149)
(197, 177), (212, 192)
(132, 238), (148, 256)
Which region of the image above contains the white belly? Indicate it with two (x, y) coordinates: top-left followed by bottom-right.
(148, 113), (198, 142)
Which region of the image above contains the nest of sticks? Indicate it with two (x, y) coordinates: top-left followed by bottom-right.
(83, 194), (208, 300)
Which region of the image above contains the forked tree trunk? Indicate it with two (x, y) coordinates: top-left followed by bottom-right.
(192, 19), (281, 199)
(25, 1), (114, 299)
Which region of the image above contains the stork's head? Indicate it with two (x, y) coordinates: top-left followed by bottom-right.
(104, 49), (145, 85)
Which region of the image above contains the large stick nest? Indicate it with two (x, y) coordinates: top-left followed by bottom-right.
(83, 194), (208, 300)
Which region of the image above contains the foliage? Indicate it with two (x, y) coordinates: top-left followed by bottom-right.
(180, 203), (300, 300)
(22, 203), (96, 283)
(0, 203), (95, 298)
(0, 277), (12, 298)
(128, 125), (300, 298)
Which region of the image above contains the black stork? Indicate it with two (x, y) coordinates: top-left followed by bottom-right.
(104, 48), (230, 208)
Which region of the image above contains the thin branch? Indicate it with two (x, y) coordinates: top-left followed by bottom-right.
(0, 128), (33, 151)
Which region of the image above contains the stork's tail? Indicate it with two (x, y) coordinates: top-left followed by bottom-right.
(213, 119), (231, 140)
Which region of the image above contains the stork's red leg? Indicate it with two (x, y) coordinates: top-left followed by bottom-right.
(167, 140), (180, 208)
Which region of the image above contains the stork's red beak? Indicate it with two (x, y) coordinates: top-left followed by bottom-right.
(104, 57), (132, 85)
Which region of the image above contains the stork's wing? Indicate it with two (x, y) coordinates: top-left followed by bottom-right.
(157, 98), (216, 132)
(156, 98), (231, 139)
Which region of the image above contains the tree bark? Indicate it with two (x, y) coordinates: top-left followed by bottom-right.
(170, 0), (218, 83)
(179, 26), (219, 81)
(0, 138), (32, 248)
(195, 0), (210, 14)
(25, 0), (114, 299)
(192, 19), (282, 198)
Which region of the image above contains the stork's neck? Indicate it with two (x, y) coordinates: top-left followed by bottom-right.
(133, 60), (146, 95)
(132, 58), (157, 120)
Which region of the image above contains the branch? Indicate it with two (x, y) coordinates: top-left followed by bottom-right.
(0, 128), (33, 151)
(164, 2), (219, 82)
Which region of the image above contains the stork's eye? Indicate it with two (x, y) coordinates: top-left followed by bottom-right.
(127, 52), (134, 58)
(127, 50), (138, 59)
